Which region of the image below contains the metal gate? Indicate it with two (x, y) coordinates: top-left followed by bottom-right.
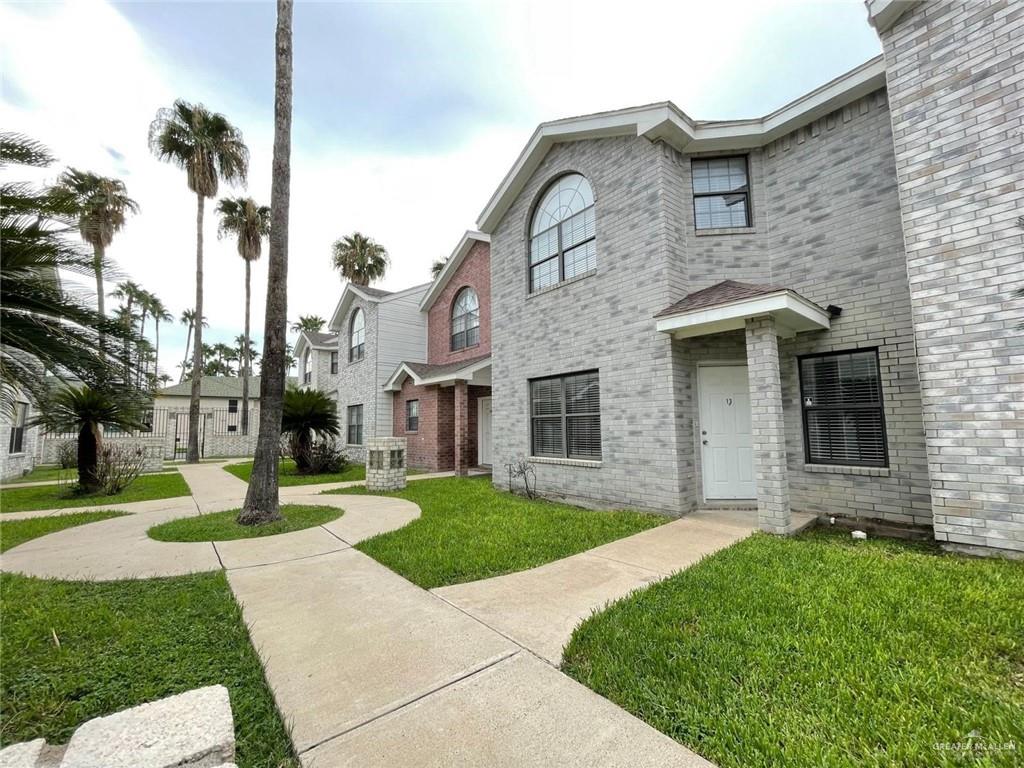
(173, 412), (206, 458)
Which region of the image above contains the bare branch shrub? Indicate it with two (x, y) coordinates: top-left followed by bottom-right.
(505, 457), (537, 499)
(95, 444), (147, 495)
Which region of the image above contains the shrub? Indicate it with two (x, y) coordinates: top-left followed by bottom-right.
(94, 444), (146, 495)
(282, 388), (340, 472)
(56, 441), (76, 470)
(304, 440), (349, 475)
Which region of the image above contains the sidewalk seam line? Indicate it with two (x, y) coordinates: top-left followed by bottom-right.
(584, 551), (670, 577)
(298, 650), (520, 755)
(211, 541), (225, 569)
(319, 525), (352, 545)
(223, 546), (350, 572)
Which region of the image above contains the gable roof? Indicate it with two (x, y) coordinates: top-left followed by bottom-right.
(156, 376), (297, 399)
(328, 281), (430, 332)
(418, 231), (490, 312)
(476, 56), (886, 233)
(383, 353), (491, 391)
(293, 330), (338, 358)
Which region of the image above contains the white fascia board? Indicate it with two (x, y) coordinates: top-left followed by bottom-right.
(655, 293), (830, 338)
(419, 231), (491, 311)
(476, 57), (886, 232)
(383, 363), (416, 392)
(417, 357), (492, 387)
(866, 0), (921, 31)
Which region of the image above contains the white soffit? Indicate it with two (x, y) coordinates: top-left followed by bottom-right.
(655, 292), (831, 339)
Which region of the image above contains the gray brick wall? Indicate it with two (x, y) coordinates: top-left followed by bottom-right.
(489, 89), (933, 525)
(874, 0), (1024, 553)
(335, 297), (380, 462)
(490, 135), (690, 513)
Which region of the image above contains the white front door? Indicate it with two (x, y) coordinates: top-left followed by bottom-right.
(699, 365), (755, 500)
(477, 397), (493, 466)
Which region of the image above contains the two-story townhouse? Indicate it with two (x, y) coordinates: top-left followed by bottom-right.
(479, 59), (940, 543)
(479, 0), (1022, 557)
(384, 232), (492, 474)
(329, 282), (430, 460)
(294, 331), (340, 392)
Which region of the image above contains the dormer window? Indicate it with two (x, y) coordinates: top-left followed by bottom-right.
(451, 287), (480, 351)
(529, 173), (596, 292)
(349, 308), (365, 362)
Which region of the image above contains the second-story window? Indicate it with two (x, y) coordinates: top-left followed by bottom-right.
(303, 349), (311, 384)
(451, 287), (480, 351)
(350, 308), (365, 362)
(692, 156), (750, 229)
(529, 173), (596, 292)
(330, 351), (339, 374)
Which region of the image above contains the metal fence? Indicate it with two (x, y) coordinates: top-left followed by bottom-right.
(42, 407), (259, 439)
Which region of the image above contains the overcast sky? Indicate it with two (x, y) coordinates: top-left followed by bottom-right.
(1, 0), (881, 380)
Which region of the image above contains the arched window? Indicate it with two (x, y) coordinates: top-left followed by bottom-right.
(451, 287), (480, 351)
(529, 173), (596, 292)
(349, 308), (365, 362)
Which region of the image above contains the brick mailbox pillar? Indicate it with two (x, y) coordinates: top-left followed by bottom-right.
(365, 437), (407, 492)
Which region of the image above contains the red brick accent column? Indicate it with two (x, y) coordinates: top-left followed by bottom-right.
(454, 381), (469, 476)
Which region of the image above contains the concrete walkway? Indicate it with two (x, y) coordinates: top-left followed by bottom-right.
(1, 461), (720, 768)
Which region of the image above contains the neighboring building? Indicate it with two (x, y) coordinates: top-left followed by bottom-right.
(155, 376), (276, 414)
(384, 232), (492, 473)
(476, 0), (1022, 556)
(295, 331), (340, 392)
(865, 0), (1023, 554)
(328, 283), (430, 460)
(0, 396), (41, 481)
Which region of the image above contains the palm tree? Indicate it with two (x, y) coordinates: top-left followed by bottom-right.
(1, 133), (140, 412)
(32, 385), (145, 491)
(330, 232), (389, 286)
(430, 256), (448, 278)
(52, 168), (139, 344)
(281, 388), (339, 472)
(234, 334), (260, 375)
(217, 196), (269, 435)
(240, 0), (292, 525)
(178, 309), (208, 381)
(290, 315), (326, 333)
(149, 297), (173, 382)
(149, 99), (249, 463)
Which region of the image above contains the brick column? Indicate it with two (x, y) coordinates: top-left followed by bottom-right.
(745, 316), (791, 534)
(453, 380), (469, 476)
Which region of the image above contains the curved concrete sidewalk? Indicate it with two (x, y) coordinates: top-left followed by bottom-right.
(2, 460), (715, 768)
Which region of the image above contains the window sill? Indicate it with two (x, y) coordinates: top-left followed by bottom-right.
(694, 226), (757, 237)
(527, 269), (596, 299)
(803, 464), (890, 477)
(528, 456), (602, 468)
(6, 452), (26, 458)
(346, 444), (364, 449)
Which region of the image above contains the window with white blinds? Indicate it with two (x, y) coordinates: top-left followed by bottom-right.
(799, 350), (888, 467)
(530, 371), (601, 460)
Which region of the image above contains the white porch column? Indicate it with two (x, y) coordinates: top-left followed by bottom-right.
(745, 315), (792, 534)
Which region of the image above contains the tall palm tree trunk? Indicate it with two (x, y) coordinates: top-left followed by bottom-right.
(94, 245), (105, 353)
(240, 0), (292, 524)
(154, 318), (161, 385)
(187, 193), (205, 463)
(180, 321), (193, 383)
(242, 258), (251, 435)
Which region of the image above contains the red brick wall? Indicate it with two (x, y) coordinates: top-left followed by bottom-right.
(427, 241), (491, 366)
(392, 379), (455, 471)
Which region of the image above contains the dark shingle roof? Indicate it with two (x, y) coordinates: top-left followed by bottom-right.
(655, 280), (787, 318)
(403, 353), (491, 380)
(157, 376), (298, 398)
(355, 285), (391, 299)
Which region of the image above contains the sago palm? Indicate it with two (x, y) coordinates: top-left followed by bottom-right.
(31, 385), (146, 491)
(217, 196), (269, 434)
(52, 168), (139, 335)
(149, 99), (249, 462)
(281, 388), (339, 472)
(331, 232), (389, 286)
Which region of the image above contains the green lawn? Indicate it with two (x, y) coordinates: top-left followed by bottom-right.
(562, 530), (1024, 768)
(0, 511), (128, 553)
(149, 504), (343, 542)
(224, 458), (366, 486)
(332, 476), (665, 589)
(1, 472), (191, 514)
(0, 572), (296, 766)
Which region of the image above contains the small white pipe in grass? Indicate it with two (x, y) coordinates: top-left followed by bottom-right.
(851, 530), (867, 540)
